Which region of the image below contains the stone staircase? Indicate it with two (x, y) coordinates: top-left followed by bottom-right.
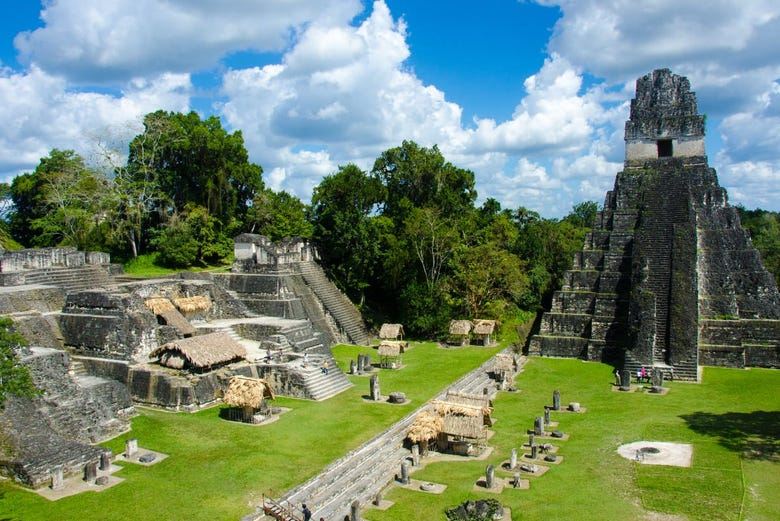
(299, 357), (353, 401)
(623, 352), (699, 381)
(21, 265), (115, 293)
(244, 348), (517, 521)
(294, 262), (370, 346)
(69, 359), (88, 377)
(261, 497), (302, 521)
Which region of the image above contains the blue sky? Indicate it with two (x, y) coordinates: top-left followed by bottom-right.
(1, 1), (779, 217)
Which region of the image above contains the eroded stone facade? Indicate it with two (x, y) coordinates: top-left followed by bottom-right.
(529, 69), (780, 379)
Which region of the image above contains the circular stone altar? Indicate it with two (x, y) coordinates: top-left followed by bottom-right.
(617, 441), (693, 467)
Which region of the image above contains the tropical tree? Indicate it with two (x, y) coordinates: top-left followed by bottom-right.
(248, 189), (313, 242)
(737, 206), (780, 283)
(102, 113), (174, 259)
(152, 204), (233, 268)
(127, 111), (263, 223)
(404, 207), (458, 292)
(8, 149), (110, 250)
(450, 243), (528, 319)
(371, 140), (476, 225)
(310, 164), (385, 302)
(0, 317), (40, 407)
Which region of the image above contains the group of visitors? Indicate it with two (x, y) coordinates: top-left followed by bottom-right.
(636, 366), (652, 383)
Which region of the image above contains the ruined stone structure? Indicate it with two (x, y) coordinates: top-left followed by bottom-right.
(227, 234), (370, 346)
(0, 346), (133, 487)
(1, 238), (370, 487)
(529, 69), (780, 379)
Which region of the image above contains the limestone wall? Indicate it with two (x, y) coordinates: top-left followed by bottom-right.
(0, 247), (110, 274)
(625, 138), (705, 160)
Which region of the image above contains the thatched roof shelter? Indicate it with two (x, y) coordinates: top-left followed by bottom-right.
(223, 376), (275, 408)
(472, 319), (498, 345)
(379, 323), (404, 340)
(440, 413), (488, 441)
(473, 320), (497, 335)
(378, 341), (407, 356)
(430, 395), (491, 443)
(378, 340), (406, 368)
(173, 296), (212, 314)
(432, 400), (487, 417)
(445, 390), (493, 409)
(407, 410), (444, 444)
(145, 297), (197, 336)
(449, 320), (473, 336)
(150, 332), (246, 371)
(493, 352), (517, 372)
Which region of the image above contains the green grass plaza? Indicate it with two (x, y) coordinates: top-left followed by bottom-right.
(1, 340), (777, 521)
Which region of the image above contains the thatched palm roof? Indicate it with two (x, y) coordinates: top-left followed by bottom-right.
(378, 341), (405, 356)
(493, 353), (516, 372)
(407, 410), (444, 443)
(449, 320), (473, 335)
(445, 390), (493, 410)
(150, 332), (247, 369)
(432, 400), (491, 418)
(223, 376), (275, 408)
(145, 298), (175, 314)
(173, 296), (212, 314)
(473, 319), (498, 335)
(378, 323), (404, 339)
(441, 414), (487, 440)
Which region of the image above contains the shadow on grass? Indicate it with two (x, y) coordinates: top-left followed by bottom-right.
(680, 410), (779, 461)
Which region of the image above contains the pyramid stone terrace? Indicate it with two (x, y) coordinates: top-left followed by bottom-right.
(529, 69), (780, 380)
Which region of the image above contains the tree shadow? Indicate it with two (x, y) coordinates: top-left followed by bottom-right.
(679, 410), (779, 461)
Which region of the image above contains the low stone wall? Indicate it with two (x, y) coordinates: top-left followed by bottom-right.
(528, 335), (588, 358)
(699, 319), (780, 368)
(699, 345), (745, 368)
(0, 247), (110, 274)
(745, 345), (780, 368)
(9, 313), (63, 349)
(0, 285), (66, 314)
(117, 360), (320, 409)
(249, 364), (308, 400)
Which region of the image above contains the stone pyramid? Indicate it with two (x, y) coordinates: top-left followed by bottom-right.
(528, 69), (780, 380)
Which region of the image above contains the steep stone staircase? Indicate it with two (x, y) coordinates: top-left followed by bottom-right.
(294, 262), (370, 345)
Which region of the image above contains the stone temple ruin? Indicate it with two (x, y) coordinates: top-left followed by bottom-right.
(0, 237), (369, 487)
(529, 69), (780, 379)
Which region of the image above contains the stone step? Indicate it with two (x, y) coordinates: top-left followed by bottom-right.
(296, 263), (370, 345)
(300, 362), (352, 401)
(69, 360), (88, 377)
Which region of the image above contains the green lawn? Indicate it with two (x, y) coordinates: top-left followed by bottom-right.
(366, 359), (779, 521)
(1, 346), (777, 521)
(0, 342), (500, 521)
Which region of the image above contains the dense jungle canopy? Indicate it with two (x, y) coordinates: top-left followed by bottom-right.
(1, 110), (778, 338)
